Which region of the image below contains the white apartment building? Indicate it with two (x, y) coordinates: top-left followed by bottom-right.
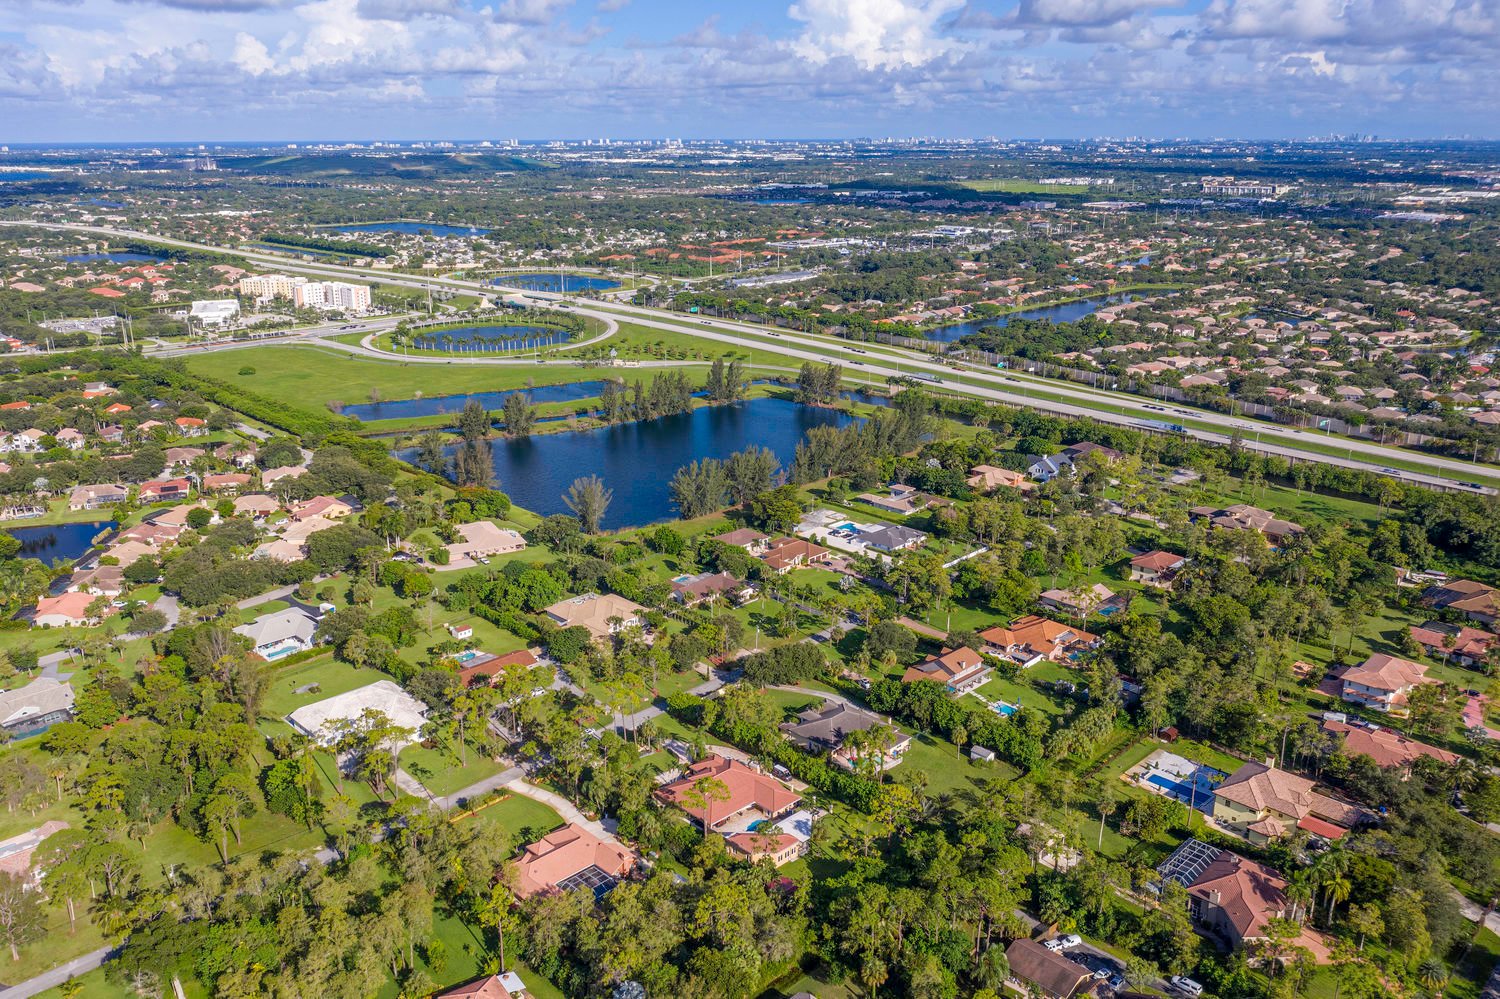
(293, 281), (372, 313)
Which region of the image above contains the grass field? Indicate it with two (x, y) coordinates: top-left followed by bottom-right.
(960, 178), (1088, 194)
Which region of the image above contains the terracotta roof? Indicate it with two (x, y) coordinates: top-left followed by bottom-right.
(979, 615), (1098, 662)
(1187, 852), (1287, 941)
(1321, 719), (1457, 768)
(512, 823), (634, 899)
(902, 645), (985, 685)
(1342, 653), (1428, 694)
(1130, 550), (1188, 572)
(656, 754), (800, 829)
(713, 528), (769, 547)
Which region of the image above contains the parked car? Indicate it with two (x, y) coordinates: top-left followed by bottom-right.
(1055, 934), (1082, 949)
(1168, 976), (1204, 997)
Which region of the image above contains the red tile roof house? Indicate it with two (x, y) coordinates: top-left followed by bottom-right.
(712, 527), (770, 555)
(1321, 719), (1458, 769)
(725, 828), (806, 867)
(1338, 653), (1432, 714)
(33, 592), (114, 628)
(901, 646), (990, 694)
(1409, 621), (1495, 667)
(434, 971), (532, 998)
(656, 754), (802, 833)
(139, 478), (192, 503)
(172, 416), (208, 437)
(457, 648), (540, 687)
(201, 473), (251, 495)
(978, 615), (1100, 668)
(1183, 849), (1292, 951)
(510, 822), (635, 900)
(760, 537), (832, 574)
(1129, 550), (1190, 588)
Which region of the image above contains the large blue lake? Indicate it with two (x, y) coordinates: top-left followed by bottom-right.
(64, 252), (163, 264)
(0, 172), (52, 183)
(925, 293), (1140, 343)
(492, 273), (618, 293)
(343, 381), (609, 422)
(411, 325), (573, 352)
(333, 222), (489, 237)
(7, 520), (116, 566)
(401, 397), (857, 529)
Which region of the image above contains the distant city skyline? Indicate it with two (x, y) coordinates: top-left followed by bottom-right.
(0, 0), (1494, 142)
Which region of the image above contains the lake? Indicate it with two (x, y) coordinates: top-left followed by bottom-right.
(400, 397), (857, 529)
(343, 381), (610, 422)
(64, 252), (163, 264)
(333, 222), (489, 237)
(0, 172), (52, 183)
(491, 273), (618, 293)
(7, 520), (116, 566)
(411, 325), (573, 353)
(925, 293), (1141, 343)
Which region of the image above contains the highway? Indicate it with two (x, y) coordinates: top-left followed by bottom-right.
(3, 220), (1496, 493)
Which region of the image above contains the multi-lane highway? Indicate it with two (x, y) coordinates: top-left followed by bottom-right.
(3, 220), (1496, 493)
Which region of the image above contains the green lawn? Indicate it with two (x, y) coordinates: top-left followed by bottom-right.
(398, 743), (504, 798)
(900, 730), (1019, 796)
(960, 178), (1089, 195)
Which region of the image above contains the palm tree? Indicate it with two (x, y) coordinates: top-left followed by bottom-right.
(1417, 959), (1449, 997)
(564, 475), (612, 534)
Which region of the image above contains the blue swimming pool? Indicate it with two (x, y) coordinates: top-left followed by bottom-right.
(1143, 768), (1225, 814)
(1098, 605), (1121, 616)
(991, 701), (1018, 717)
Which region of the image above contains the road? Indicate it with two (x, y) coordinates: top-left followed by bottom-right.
(0, 946), (112, 999)
(4, 220), (1495, 492)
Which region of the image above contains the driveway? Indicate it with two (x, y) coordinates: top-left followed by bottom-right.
(1464, 695), (1500, 739)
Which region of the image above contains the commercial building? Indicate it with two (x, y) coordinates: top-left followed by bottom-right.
(189, 299), (240, 328)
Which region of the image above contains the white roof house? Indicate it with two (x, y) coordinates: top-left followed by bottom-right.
(286, 681), (428, 748)
(0, 678), (75, 734)
(233, 607), (318, 660)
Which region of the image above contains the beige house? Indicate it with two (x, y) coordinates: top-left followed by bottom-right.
(544, 593), (646, 643)
(1212, 760), (1360, 844)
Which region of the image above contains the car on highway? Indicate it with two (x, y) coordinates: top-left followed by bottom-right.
(1460, 481), (1484, 489)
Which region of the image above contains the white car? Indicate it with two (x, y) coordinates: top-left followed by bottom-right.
(1169, 976), (1204, 997)
(1056, 934), (1082, 949)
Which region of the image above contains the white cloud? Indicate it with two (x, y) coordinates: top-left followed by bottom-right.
(788, 0), (968, 70)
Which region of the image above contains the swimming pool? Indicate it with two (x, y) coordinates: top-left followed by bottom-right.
(990, 701), (1018, 717)
(455, 649), (482, 663)
(1143, 767), (1225, 814)
(1098, 604), (1121, 616)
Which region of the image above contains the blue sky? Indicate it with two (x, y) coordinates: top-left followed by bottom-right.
(0, 0), (1494, 142)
